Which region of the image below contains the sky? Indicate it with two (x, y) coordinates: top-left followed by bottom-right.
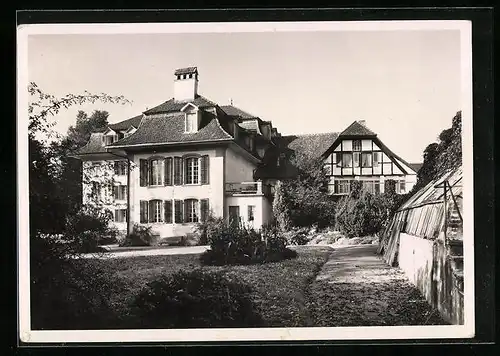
(27, 27), (463, 163)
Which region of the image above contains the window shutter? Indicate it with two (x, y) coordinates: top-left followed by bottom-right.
(140, 200), (148, 223)
(139, 159), (149, 186)
(184, 158), (189, 185)
(184, 199), (189, 223)
(164, 200), (173, 223)
(165, 157), (173, 186)
(113, 186), (118, 200)
(201, 155), (209, 184)
(174, 200), (183, 223)
(200, 199), (209, 222)
(114, 161), (119, 175)
(174, 157), (182, 185)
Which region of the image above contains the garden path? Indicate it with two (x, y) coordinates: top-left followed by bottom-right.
(307, 245), (447, 326)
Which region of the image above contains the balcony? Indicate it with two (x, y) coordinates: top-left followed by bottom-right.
(225, 181), (271, 197)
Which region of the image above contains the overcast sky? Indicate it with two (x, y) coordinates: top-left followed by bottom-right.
(27, 28), (463, 162)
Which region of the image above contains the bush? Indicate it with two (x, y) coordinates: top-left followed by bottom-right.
(30, 234), (118, 329)
(132, 269), (263, 328)
(120, 223), (157, 246)
(200, 218), (297, 265)
(335, 190), (386, 238)
(63, 205), (116, 253)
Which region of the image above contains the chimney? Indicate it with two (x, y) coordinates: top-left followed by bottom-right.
(174, 67), (198, 101)
(358, 120), (366, 126)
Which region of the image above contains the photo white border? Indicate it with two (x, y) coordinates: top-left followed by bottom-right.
(17, 20), (474, 343)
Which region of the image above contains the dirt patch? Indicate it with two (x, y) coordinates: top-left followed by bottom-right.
(307, 245), (447, 326)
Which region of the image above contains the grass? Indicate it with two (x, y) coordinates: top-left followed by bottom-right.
(87, 245), (332, 328)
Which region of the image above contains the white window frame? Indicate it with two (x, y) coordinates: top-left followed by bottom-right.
(150, 159), (164, 186)
(185, 112), (198, 133)
(150, 200), (163, 223)
(353, 139), (362, 151)
(185, 157), (200, 185)
(185, 199), (199, 223)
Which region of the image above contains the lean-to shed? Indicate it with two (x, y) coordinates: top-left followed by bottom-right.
(378, 166), (464, 324)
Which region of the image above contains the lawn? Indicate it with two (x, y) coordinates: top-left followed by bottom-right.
(88, 246), (332, 328)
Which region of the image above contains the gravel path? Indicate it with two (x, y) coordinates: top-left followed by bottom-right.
(307, 245), (447, 326)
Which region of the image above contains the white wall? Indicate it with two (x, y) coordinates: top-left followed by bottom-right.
(174, 77), (198, 101)
(130, 147), (225, 238)
(224, 146), (257, 183)
(225, 195), (271, 230)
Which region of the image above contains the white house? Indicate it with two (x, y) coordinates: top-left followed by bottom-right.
(74, 66), (419, 241)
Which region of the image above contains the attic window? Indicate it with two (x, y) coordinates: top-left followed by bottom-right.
(183, 74), (187, 79)
(177, 75), (181, 80)
(185, 112), (198, 133)
(189, 73), (193, 79)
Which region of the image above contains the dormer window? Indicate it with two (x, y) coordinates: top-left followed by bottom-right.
(185, 112), (198, 133)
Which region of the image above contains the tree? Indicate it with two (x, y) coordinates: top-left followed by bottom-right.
(409, 111), (462, 194)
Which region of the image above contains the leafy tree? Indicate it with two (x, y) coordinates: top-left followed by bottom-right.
(28, 82), (130, 329)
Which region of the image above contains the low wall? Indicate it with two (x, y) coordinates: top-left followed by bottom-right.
(398, 233), (464, 324)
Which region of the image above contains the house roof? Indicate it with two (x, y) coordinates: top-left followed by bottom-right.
(220, 105), (256, 119)
(238, 119), (262, 134)
(75, 133), (107, 155)
(108, 115), (143, 131)
(174, 67), (198, 75)
(339, 120), (377, 137)
(408, 162), (423, 173)
(284, 132), (339, 160)
(107, 112), (233, 148)
(143, 95), (217, 115)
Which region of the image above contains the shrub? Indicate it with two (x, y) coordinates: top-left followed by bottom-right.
(30, 234), (118, 329)
(132, 269), (263, 328)
(200, 219), (297, 265)
(335, 190), (386, 238)
(63, 204), (116, 253)
(120, 223), (157, 247)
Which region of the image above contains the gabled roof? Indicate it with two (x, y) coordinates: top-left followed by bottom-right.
(75, 133), (107, 155)
(143, 95), (216, 115)
(174, 67), (198, 75)
(107, 112), (233, 148)
(339, 120), (377, 137)
(408, 163), (423, 173)
(284, 132), (339, 160)
(220, 105), (256, 119)
(108, 115), (143, 131)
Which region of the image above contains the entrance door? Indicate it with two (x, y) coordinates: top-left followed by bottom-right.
(228, 206), (240, 227)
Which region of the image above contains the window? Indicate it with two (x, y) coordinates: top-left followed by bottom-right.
(150, 159), (164, 186)
(177, 75), (181, 80)
(185, 157), (200, 184)
(185, 199), (199, 223)
(103, 135), (114, 146)
(353, 140), (362, 151)
(114, 161), (127, 176)
(324, 164), (332, 175)
(113, 185), (127, 201)
(189, 73), (193, 79)
(248, 205), (255, 222)
(361, 153), (373, 168)
(399, 180), (406, 193)
(335, 153), (342, 167)
(373, 152), (380, 167)
(361, 180), (381, 194)
(185, 112), (197, 133)
(335, 180), (351, 194)
(114, 209), (127, 223)
(149, 200), (163, 223)
(353, 152), (361, 167)
(91, 182), (101, 201)
(342, 153), (353, 168)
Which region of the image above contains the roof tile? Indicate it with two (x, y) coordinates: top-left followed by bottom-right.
(143, 95), (216, 115)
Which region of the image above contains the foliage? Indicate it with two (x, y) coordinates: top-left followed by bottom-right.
(199, 218), (297, 265)
(120, 223), (157, 247)
(335, 190), (387, 238)
(28, 83), (130, 329)
(273, 157), (336, 230)
(30, 234), (118, 329)
(132, 269), (262, 328)
(411, 111), (462, 194)
(63, 204), (116, 253)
